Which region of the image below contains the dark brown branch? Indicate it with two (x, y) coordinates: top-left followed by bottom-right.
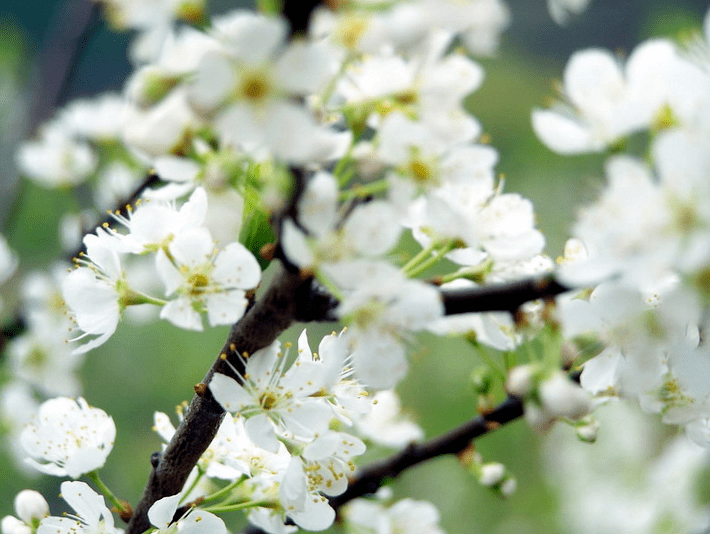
(440, 275), (571, 315)
(126, 268), (334, 534)
(282, 0), (323, 37)
(0, 314), (26, 355)
(328, 396), (524, 511)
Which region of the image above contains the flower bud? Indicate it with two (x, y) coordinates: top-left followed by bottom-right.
(479, 462), (505, 486)
(14, 490), (48, 524)
(1, 516), (31, 534)
(539, 371), (592, 420)
(574, 416), (600, 443)
(506, 364), (535, 397)
(500, 476), (517, 497)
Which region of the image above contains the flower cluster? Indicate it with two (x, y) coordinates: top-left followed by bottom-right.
(62, 186), (262, 353)
(532, 11), (710, 446)
(4, 0), (710, 533)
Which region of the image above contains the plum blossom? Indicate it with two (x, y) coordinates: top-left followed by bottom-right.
(279, 432), (366, 531)
(63, 233), (132, 354)
(105, 186), (209, 254)
(156, 227), (261, 330)
(532, 39), (702, 154)
(36, 481), (123, 534)
(281, 172), (402, 270)
(147, 493), (227, 534)
(324, 260), (444, 389)
(154, 409), (291, 481)
(187, 10), (350, 163)
(20, 397), (115, 479)
(210, 340), (338, 452)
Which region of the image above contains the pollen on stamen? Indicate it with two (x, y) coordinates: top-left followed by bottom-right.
(220, 353), (227, 360)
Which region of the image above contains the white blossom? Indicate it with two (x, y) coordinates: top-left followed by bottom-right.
(20, 397), (115, 478)
(37, 481), (123, 534)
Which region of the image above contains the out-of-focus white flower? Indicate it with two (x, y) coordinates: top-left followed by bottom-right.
(20, 397), (115, 478)
(16, 122), (97, 188)
(37, 481), (123, 534)
(560, 156), (675, 288)
(532, 39), (697, 153)
(0, 233), (17, 287)
(281, 173), (402, 270)
(538, 371), (593, 421)
(545, 401), (710, 534)
(325, 260), (444, 389)
(60, 93), (126, 143)
(479, 462), (505, 486)
(7, 332), (83, 396)
(344, 496), (445, 534)
(122, 87), (201, 157)
(354, 389), (424, 448)
(1, 516), (31, 534)
(547, 0), (592, 25)
(99, 0), (206, 64)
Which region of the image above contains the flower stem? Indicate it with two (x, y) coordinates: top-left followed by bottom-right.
(338, 178), (389, 200)
(401, 241), (439, 276)
(405, 240), (457, 278)
(203, 499), (278, 513)
(86, 470), (128, 515)
(200, 475), (248, 505)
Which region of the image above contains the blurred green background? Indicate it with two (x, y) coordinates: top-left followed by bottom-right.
(0, 0), (709, 532)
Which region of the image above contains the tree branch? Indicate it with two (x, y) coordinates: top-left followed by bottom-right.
(328, 396), (524, 510)
(440, 275), (571, 315)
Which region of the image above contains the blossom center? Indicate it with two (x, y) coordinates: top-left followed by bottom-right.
(188, 273), (210, 294)
(239, 71), (271, 103)
(259, 391), (278, 410)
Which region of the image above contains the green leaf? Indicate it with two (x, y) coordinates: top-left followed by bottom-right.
(239, 208), (276, 271)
